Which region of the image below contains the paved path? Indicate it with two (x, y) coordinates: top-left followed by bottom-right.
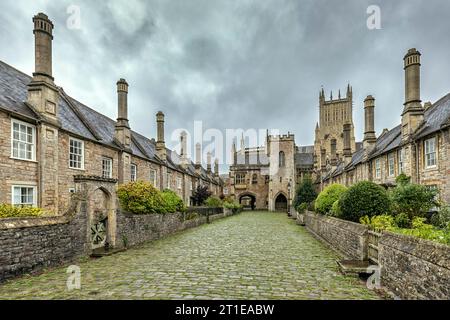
(0, 212), (380, 300)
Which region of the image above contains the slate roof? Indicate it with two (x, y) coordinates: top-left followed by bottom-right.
(415, 93), (450, 139)
(295, 152), (314, 167)
(0, 60), (219, 184)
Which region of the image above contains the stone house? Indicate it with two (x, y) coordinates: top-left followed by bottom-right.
(319, 48), (450, 204)
(0, 13), (222, 213)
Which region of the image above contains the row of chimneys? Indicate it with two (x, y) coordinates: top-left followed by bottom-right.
(27, 13), (219, 177)
(322, 47), (424, 169)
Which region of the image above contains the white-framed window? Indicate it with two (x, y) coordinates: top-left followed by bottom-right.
(177, 177), (182, 190)
(235, 173), (245, 185)
(102, 157), (113, 178)
(150, 169), (157, 187)
(190, 180), (194, 191)
(166, 173), (172, 189)
(375, 159), (381, 178)
(425, 137), (437, 168)
(69, 138), (84, 169)
(130, 164), (137, 182)
(398, 149), (404, 174)
(223, 187), (228, 195)
(12, 185), (37, 207)
(388, 153), (395, 177)
(11, 119), (36, 161)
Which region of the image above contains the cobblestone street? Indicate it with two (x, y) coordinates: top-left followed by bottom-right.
(0, 212), (380, 300)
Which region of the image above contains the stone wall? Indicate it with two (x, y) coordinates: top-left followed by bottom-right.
(0, 199), (89, 282)
(379, 231), (450, 300)
(116, 208), (225, 248)
(303, 211), (369, 260)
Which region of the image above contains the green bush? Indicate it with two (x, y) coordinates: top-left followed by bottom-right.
(430, 206), (450, 229)
(339, 181), (391, 222)
(192, 185), (212, 206)
(204, 196), (223, 208)
(360, 214), (396, 231)
(117, 181), (165, 214)
(330, 200), (342, 218)
(293, 178), (317, 211)
(223, 201), (243, 214)
(161, 189), (185, 213)
(394, 212), (411, 228)
(395, 217), (450, 245)
(390, 182), (438, 221)
(0, 204), (51, 219)
(315, 184), (347, 215)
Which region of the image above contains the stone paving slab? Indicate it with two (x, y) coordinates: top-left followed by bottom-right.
(0, 211), (381, 300)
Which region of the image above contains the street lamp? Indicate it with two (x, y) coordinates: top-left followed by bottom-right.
(287, 181), (292, 217)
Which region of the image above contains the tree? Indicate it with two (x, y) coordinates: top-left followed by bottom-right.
(192, 185), (212, 206)
(293, 177), (317, 211)
(315, 184), (347, 215)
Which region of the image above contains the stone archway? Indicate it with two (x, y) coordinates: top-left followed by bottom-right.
(274, 193), (288, 212)
(74, 175), (118, 250)
(239, 193), (256, 211)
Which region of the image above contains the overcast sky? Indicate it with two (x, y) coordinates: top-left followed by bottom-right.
(1, 0), (449, 172)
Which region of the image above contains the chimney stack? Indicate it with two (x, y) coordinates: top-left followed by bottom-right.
(214, 159), (219, 177)
(27, 13), (59, 121)
(207, 152), (212, 173)
(343, 123), (352, 164)
(330, 139), (337, 167)
(180, 131), (188, 168)
(402, 48), (424, 139)
(115, 79), (131, 149)
(363, 95), (377, 151)
(156, 112), (166, 161)
(195, 143), (202, 174)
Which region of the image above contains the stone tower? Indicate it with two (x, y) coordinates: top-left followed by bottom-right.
(314, 85), (356, 172)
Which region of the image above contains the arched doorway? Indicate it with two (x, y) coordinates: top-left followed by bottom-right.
(275, 193), (288, 212)
(90, 187), (112, 250)
(239, 194), (256, 211)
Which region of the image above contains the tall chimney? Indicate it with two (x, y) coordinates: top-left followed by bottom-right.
(156, 111), (166, 161)
(363, 95), (377, 151)
(343, 123), (352, 164)
(180, 131), (188, 168)
(214, 159), (219, 177)
(207, 152), (212, 173)
(115, 79), (131, 149)
(231, 141), (236, 166)
(402, 48), (424, 139)
(27, 13), (59, 121)
(330, 139), (337, 167)
(195, 143), (202, 174)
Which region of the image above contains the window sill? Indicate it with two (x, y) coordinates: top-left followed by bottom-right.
(69, 167), (86, 171)
(10, 157), (38, 163)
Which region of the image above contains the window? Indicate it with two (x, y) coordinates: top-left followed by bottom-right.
(11, 119), (36, 161)
(177, 177), (182, 190)
(190, 180), (194, 191)
(102, 157), (112, 178)
(166, 173), (172, 189)
(252, 174), (258, 184)
(375, 159), (381, 178)
(223, 188), (228, 195)
(235, 173), (245, 185)
(12, 186), (36, 207)
(388, 153), (395, 177)
(69, 138), (84, 169)
(150, 169), (157, 187)
(425, 138), (437, 168)
(279, 151), (286, 167)
(130, 164), (137, 182)
(398, 149), (404, 174)
(265, 176), (270, 184)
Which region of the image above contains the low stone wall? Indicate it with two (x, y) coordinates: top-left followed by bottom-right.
(303, 211), (369, 260)
(116, 208), (226, 248)
(379, 231), (450, 300)
(0, 200), (89, 282)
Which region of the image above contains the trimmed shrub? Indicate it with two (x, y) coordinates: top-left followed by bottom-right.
(117, 181), (165, 214)
(395, 217), (450, 246)
(394, 212), (411, 228)
(161, 189), (185, 213)
(293, 178), (317, 211)
(205, 196), (223, 208)
(390, 182), (439, 221)
(0, 204), (51, 219)
(339, 181), (391, 222)
(360, 214), (396, 231)
(315, 184), (347, 215)
(330, 200), (342, 218)
(223, 201), (243, 214)
(430, 206), (450, 229)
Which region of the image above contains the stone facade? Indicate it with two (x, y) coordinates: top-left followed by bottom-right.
(0, 13), (222, 215)
(318, 49), (450, 205)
